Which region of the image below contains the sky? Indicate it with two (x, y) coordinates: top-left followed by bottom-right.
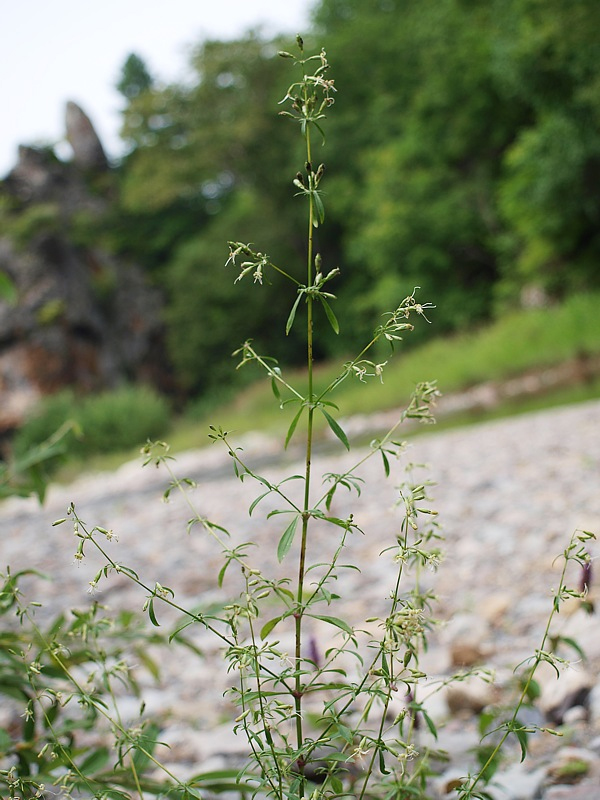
(2, 0), (314, 176)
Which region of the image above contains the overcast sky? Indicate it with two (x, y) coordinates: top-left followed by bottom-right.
(2, 0), (314, 176)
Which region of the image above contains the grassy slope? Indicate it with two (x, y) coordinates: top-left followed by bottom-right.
(56, 292), (600, 479)
(169, 291), (600, 448)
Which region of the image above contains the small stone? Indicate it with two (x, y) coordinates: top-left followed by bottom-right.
(546, 745), (594, 785)
(433, 769), (473, 798)
(479, 593), (513, 627)
(589, 684), (600, 726)
(441, 612), (492, 667)
(536, 662), (594, 725)
(543, 782), (600, 800)
(446, 675), (497, 715)
(488, 762), (547, 800)
(561, 705), (587, 726)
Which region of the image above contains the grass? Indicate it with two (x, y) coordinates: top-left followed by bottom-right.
(55, 291), (600, 481)
(176, 290), (600, 438)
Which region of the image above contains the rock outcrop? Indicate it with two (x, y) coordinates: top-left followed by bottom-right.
(65, 101), (109, 171)
(0, 105), (168, 438)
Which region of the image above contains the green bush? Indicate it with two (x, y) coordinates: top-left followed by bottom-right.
(14, 385), (170, 461)
(13, 391), (78, 461)
(77, 385), (170, 454)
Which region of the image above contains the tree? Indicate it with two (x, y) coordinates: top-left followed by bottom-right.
(116, 52), (153, 100)
(112, 36), (309, 392)
(493, 0), (600, 303)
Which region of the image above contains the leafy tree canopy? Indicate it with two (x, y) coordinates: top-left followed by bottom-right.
(104, 1), (600, 394)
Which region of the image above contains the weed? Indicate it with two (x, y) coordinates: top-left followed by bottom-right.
(34, 39), (600, 800)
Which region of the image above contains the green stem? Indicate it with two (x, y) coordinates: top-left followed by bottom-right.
(21, 604), (186, 794)
(294, 121), (315, 793)
(462, 532), (580, 798)
(245, 584), (285, 798)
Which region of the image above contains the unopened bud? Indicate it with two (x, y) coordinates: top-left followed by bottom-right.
(278, 51), (295, 59)
(315, 253), (322, 269)
(580, 559), (593, 594)
(296, 34), (304, 51)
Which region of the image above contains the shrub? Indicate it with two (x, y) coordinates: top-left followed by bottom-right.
(12, 391), (78, 462)
(76, 385), (170, 455)
(13, 384), (170, 461)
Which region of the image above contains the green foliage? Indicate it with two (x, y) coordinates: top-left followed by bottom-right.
(0, 422), (75, 503)
(76, 385), (171, 454)
(4, 34), (595, 800)
(0, 203), (62, 249)
(14, 385), (170, 462)
(116, 52), (154, 100)
(99, 1), (600, 392)
(12, 392), (79, 466)
(0, 569), (213, 799)
(2, 2), (598, 398)
(186, 290), (600, 438)
(164, 187), (305, 393)
(312, 0), (600, 333)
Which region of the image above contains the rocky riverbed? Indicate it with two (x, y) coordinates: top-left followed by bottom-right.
(1, 400), (600, 798)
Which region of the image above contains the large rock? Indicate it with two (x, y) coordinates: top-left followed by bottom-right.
(0, 119), (169, 440)
(65, 101), (108, 170)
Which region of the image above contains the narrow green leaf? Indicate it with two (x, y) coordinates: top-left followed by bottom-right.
(379, 747), (390, 775)
(147, 598), (160, 627)
(286, 292), (303, 335)
(276, 586), (295, 601)
(320, 297), (339, 334)
(136, 648), (162, 681)
(381, 651), (389, 678)
(513, 725), (528, 762)
(321, 408), (350, 450)
(558, 636), (586, 661)
(285, 406), (304, 449)
(271, 376), (281, 400)
(217, 561), (229, 588)
(380, 450), (390, 477)
(249, 491), (270, 516)
(319, 398), (340, 410)
(310, 614), (353, 635)
(168, 619), (194, 643)
(132, 722), (161, 772)
(312, 120), (326, 143)
(78, 746), (110, 774)
(267, 508), (289, 518)
(277, 516), (299, 562)
(524, 677), (541, 702)
(260, 615), (283, 639)
(325, 486), (336, 511)
(312, 191), (325, 225)
(421, 709), (438, 739)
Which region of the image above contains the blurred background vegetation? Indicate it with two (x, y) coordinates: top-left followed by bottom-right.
(5, 0), (600, 471)
(111, 0), (600, 388)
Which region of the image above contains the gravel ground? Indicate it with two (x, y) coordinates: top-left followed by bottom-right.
(1, 399), (600, 798)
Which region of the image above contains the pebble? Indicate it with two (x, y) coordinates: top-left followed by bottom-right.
(1, 399), (600, 796)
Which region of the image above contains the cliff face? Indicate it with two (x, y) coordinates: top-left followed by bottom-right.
(0, 104), (168, 435)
